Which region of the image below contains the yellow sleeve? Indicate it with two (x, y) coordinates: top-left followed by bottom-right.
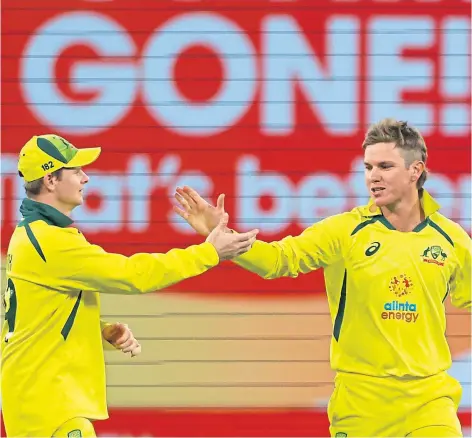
(233, 214), (349, 279)
(450, 235), (471, 310)
(47, 227), (219, 294)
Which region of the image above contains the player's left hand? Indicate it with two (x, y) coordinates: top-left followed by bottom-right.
(102, 322), (141, 357)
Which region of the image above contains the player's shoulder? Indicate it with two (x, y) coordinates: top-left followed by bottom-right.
(22, 220), (88, 251)
(429, 212), (471, 248)
(312, 208), (365, 235)
(27, 219), (83, 236)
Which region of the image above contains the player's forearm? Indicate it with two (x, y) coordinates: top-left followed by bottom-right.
(132, 242), (220, 293)
(59, 241), (220, 294)
(230, 218), (343, 279)
(106, 242), (220, 294)
(232, 240), (300, 279)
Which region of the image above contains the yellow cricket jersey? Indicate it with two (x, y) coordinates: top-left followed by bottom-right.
(2, 198), (219, 437)
(235, 190), (471, 378)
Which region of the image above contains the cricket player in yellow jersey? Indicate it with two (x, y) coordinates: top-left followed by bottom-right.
(2, 134), (258, 437)
(174, 119), (471, 437)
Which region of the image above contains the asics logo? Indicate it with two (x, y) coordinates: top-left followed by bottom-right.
(365, 241), (381, 256)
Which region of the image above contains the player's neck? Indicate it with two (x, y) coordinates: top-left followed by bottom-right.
(380, 191), (424, 232)
(31, 194), (74, 218)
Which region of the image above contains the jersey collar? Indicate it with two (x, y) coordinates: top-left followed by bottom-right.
(361, 189), (440, 218)
(19, 198), (74, 228)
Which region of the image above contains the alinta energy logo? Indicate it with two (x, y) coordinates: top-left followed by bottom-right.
(421, 245), (448, 267)
(381, 274), (419, 323)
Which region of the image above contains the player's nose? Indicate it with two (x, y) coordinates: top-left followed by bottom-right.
(370, 168), (381, 182)
(81, 170), (89, 184)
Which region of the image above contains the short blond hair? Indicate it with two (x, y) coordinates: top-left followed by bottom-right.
(362, 118), (428, 189)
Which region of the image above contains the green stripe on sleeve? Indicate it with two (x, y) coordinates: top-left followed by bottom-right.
(61, 291), (83, 341)
(442, 283), (450, 303)
(333, 270), (347, 342)
(24, 223), (46, 262)
(428, 219), (454, 247)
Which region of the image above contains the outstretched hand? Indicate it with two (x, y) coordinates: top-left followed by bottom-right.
(174, 186), (226, 236)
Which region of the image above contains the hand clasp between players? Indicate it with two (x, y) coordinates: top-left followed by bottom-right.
(173, 186), (255, 261)
(205, 213), (259, 261)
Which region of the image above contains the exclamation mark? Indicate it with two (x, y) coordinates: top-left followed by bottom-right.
(441, 18), (470, 136)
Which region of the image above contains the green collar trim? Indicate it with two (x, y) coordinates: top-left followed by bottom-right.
(19, 198), (73, 228)
(355, 189), (440, 233)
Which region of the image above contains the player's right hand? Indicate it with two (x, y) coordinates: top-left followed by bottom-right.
(102, 322), (142, 357)
(206, 213), (259, 261)
(173, 186), (225, 236)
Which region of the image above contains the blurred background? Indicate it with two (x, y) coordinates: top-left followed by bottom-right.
(1, 0), (471, 436)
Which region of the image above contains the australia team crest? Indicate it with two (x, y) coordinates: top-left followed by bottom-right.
(421, 245), (447, 266)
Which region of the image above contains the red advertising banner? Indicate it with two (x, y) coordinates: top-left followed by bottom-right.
(1, 0), (470, 436)
(97, 409), (471, 437)
(2, 0), (470, 295)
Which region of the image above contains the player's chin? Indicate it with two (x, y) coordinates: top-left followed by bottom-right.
(75, 194), (85, 206)
(371, 191), (391, 207)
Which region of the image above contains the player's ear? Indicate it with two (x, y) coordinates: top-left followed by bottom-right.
(410, 161), (425, 182)
(43, 173), (56, 191)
